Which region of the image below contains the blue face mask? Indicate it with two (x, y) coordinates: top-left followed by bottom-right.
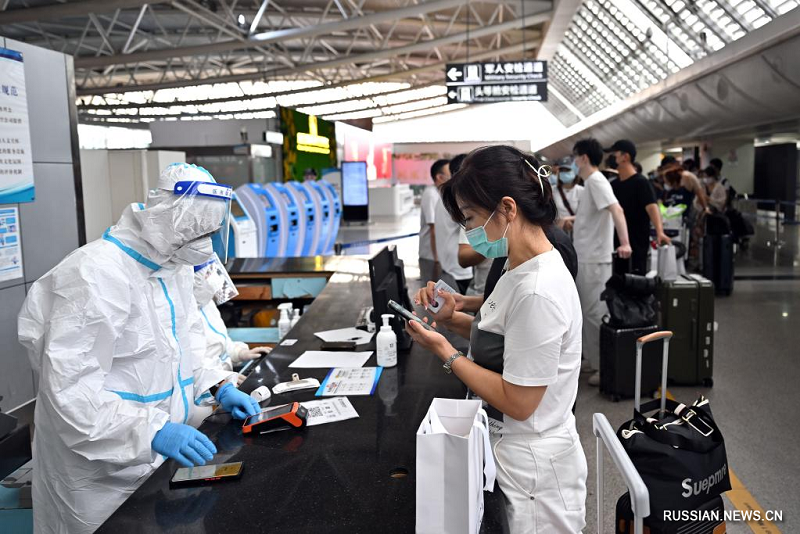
(465, 209), (509, 259)
(559, 170), (576, 184)
(548, 174), (558, 186)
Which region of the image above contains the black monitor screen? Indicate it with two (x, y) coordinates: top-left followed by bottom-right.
(369, 246), (413, 351)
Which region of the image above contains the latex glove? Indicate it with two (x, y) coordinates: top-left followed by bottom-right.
(216, 382), (260, 420)
(231, 344), (271, 363)
(151, 422), (217, 468)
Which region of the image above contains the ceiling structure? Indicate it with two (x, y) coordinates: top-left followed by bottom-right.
(0, 0), (554, 125)
(0, 0), (796, 129)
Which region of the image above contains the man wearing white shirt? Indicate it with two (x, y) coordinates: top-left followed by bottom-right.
(418, 159), (450, 283)
(571, 139), (632, 386)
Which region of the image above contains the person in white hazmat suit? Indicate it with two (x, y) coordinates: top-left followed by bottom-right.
(188, 255), (271, 426)
(17, 163), (261, 534)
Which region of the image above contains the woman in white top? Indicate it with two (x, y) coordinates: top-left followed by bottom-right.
(408, 145), (587, 533)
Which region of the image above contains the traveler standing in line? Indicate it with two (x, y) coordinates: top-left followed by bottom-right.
(408, 145), (587, 533)
(552, 157), (585, 234)
(571, 139), (632, 387)
(606, 139), (671, 274)
(434, 158), (473, 294)
(418, 159), (450, 283)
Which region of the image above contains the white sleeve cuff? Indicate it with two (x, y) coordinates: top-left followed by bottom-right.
(502, 371), (557, 387)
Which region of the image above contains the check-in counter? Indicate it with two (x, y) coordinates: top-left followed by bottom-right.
(97, 256), (506, 532)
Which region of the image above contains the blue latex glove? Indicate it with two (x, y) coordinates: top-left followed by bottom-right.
(216, 382), (260, 420)
(151, 422), (217, 468)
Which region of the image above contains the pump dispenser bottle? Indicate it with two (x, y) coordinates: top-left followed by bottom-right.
(277, 303), (292, 339)
(376, 314), (397, 368)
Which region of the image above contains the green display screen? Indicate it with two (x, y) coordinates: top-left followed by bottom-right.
(279, 107), (338, 182)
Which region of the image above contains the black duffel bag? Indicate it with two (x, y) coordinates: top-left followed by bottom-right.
(617, 396), (731, 529)
(601, 273), (658, 328)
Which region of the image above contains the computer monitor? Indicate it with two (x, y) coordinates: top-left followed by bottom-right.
(341, 161), (369, 222)
(369, 245), (413, 351)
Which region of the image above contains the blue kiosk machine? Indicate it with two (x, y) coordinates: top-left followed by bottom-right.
(286, 181), (320, 256)
(235, 183), (282, 257)
(264, 182), (302, 257)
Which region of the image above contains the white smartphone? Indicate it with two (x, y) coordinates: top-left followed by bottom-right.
(428, 279), (456, 311)
(388, 299), (436, 332)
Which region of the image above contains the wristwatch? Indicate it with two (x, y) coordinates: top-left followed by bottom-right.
(443, 351), (465, 374)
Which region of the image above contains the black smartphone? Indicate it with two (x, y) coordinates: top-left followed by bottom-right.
(169, 462), (244, 488)
(320, 340), (357, 351)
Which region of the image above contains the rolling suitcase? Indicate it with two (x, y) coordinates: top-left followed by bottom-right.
(658, 275), (714, 386)
(702, 234), (734, 296)
(600, 323), (660, 401)
(615, 332), (727, 534)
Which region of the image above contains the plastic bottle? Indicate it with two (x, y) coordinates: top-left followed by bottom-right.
(291, 309), (301, 328)
(376, 314), (397, 368)
(277, 303), (292, 339)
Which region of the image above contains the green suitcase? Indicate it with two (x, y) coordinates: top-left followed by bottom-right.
(658, 275), (715, 386)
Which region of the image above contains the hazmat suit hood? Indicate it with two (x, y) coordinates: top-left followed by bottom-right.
(110, 163), (227, 269)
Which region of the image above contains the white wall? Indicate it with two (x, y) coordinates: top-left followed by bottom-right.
(149, 118), (280, 147)
(704, 137), (755, 194)
(373, 101), (566, 149)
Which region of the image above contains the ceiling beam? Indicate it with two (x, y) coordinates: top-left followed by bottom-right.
(0, 0), (171, 26)
(76, 37), (543, 96)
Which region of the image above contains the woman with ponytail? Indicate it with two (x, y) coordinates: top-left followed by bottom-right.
(408, 145), (587, 533)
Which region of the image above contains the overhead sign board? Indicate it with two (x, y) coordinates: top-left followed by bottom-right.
(445, 60), (548, 104)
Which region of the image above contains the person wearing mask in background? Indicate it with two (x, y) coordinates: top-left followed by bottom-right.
(189, 255), (272, 426)
(703, 166), (728, 212)
(419, 159), (450, 283)
(572, 139), (632, 386)
(18, 164), (261, 534)
(602, 153), (620, 182)
(408, 145), (587, 533)
(606, 139), (671, 274)
(434, 160), (473, 294)
(451, 153), (493, 297)
(552, 156), (584, 235)
(709, 157), (734, 207)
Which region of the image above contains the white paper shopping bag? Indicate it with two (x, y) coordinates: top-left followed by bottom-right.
(657, 244), (678, 282)
(415, 398), (496, 534)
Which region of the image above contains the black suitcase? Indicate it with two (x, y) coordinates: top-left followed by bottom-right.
(702, 234), (734, 296)
(600, 323), (661, 401)
(616, 492), (727, 533)
(658, 275), (715, 386)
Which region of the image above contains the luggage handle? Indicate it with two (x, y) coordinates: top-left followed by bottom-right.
(635, 330), (672, 414)
(593, 413), (650, 534)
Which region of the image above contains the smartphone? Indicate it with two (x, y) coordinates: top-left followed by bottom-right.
(320, 340), (357, 351)
(169, 461), (244, 488)
(388, 299), (435, 332)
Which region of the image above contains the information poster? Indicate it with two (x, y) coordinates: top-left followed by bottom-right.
(0, 48), (34, 203)
(279, 107), (337, 182)
(0, 207), (23, 282)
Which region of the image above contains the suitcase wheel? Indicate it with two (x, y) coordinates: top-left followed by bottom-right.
(703, 378), (714, 388)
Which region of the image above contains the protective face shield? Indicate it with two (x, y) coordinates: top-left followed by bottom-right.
(137, 164), (233, 266)
(172, 180), (233, 265)
(194, 253), (239, 306)
(465, 209), (509, 259)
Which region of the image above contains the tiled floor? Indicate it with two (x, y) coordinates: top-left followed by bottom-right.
(345, 207), (799, 533)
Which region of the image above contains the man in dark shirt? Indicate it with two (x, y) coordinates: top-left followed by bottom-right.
(605, 140), (670, 274)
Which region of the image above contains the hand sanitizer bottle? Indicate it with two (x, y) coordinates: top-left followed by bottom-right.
(277, 303), (292, 339)
(376, 314), (397, 368)
(291, 309), (301, 328)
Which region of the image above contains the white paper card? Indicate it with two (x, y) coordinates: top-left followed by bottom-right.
(280, 339), (298, 346)
(315, 367), (383, 396)
(301, 397), (359, 426)
(289, 351), (373, 369)
(314, 327), (374, 345)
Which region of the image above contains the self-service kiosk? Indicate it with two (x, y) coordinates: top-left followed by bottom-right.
(305, 181), (330, 256)
(286, 181), (319, 256)
(235, 183), (282, 258)
(264, 182), (301, 257)
(227, 193), (258, 258)
(321, 180), (341, 254)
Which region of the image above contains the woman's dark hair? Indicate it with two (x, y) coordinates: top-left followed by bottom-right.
(449, 153), (467, 176)
(440, 145), (557, 228)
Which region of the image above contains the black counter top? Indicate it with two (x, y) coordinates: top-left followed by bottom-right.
(98, 260), (506, 533)
(226, 256), (363, 276)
